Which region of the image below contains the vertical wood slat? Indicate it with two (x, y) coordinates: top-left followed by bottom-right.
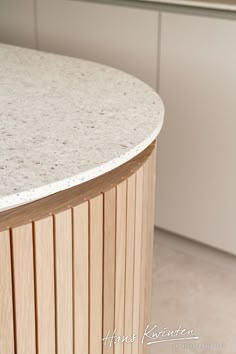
(124, 175), (136, 354)
(73, 202), (89, 354)
(103, 188), (116, 354)
(144, 146), (157, 333)
(115, 181), (127, 354)
(0, 230), (15, 354)
(132, 167), (144, 354)
(54, 209), (73, 354)
(139, 160), (150, 354)
(34, 216), (55, 354)
(12, 223), (36, 354)
(90, 194), (103, 354)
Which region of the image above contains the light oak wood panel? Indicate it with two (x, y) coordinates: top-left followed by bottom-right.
(33, 216), (55, 354)
(139, 159), (150, 353)
(11, 223), (36, 354)
(89, 195), (103, 354)
(124, 175), (136, 354)
(73, 202), (89, 354)
(103, 188), (116, 354)
(133, 167), (144, 354)
(0, 230), (14, 354)
(115, 180), (127, 354)
(54, 209), (73, 354)
(145, 148), (157, 332)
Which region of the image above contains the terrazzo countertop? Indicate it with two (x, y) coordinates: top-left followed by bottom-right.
(136, 0), (236, 11)
(0, 44), (164, 211)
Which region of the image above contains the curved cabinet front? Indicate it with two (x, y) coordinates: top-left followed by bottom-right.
(0, 141), (157, 354)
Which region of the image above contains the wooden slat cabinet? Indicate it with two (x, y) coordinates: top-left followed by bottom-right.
(0, 141), (157, 354)
(156, 12), (236, 254)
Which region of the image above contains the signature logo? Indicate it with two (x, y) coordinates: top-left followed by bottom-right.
(102, 324), (200, 346)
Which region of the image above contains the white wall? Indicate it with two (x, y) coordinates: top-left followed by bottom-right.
(156, 12), (236, 254)
(0, 0), (36, 48)
(36, 0), (159, 89)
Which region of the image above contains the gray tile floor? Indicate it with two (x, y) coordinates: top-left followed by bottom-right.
(150, 228), (236, 354)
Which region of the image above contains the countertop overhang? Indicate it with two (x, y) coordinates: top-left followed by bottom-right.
(0, 44), (164, 211)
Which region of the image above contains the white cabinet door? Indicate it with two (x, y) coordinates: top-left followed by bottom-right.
(36, 0), (159, 88)
(156, 12), (236, 254)
(0, 0), (36, 48)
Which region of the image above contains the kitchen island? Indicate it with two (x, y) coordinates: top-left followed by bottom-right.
(0, 44), (164, 354)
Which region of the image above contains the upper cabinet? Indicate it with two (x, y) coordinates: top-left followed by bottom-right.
(0, 0), (36, 48)
(36, 0), (159, 89)
(156, 12), (236, 254)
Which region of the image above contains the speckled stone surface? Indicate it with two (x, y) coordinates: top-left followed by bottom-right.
(0, 43), (164, 211)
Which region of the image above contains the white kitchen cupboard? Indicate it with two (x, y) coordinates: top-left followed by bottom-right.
(0, 0), (36, 48)
(36, 0), (159, 89)
(156, 12), (236, 254)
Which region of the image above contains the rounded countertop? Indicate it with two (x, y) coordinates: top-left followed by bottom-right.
(0, 44), (164, 212)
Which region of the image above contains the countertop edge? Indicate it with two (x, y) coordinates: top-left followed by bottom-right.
(0, 116), (164, 212)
